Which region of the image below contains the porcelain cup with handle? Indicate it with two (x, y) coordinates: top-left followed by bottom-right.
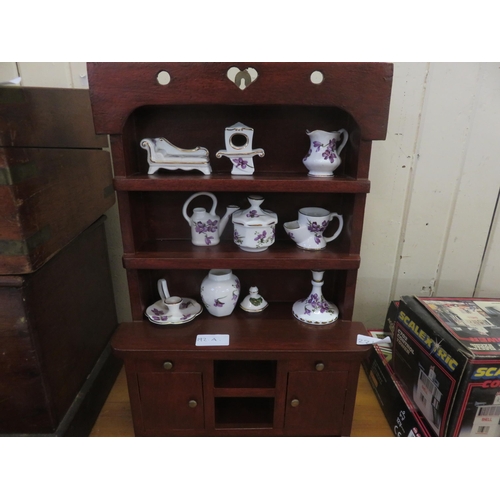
(284, 207), (343, 250)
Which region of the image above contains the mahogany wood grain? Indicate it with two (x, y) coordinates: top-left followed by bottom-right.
(111, 310), (370, 356)
(0, 87), (114, 275)
(113, 174), (371, 193)
(87, 63), (393, 140)
(110, 316), (371, 436)
(0, 87), (120, 435)
(122, 242), (360, 270)
(0, 148), (114, 274)
(0, 219), (118, 434)
(87, 62), (393, 436)
(0, 87), (108, 149)
(89, 366), (394, 437)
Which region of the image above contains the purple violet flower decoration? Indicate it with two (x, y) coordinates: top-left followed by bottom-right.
(205, 235), (214, 245)
(195, 220), (218, 235)
(246, 210), (259, 218)
(195, 221), (207, 234)
(322, 149), (337, 163)
(254, 230), (267, 242)
(233, 158), (248, 169)
(214, 298), (225, 307)
(313, 141), (322, 152)
(206, 219), (218, 233)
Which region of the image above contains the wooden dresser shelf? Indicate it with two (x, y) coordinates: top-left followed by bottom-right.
(123, 241), (360, 270)
(113, 174), (371, 193)
(112, 306), (370, 356)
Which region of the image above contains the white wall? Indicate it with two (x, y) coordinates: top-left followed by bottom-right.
(356, 62), (500, 327)
(2, 62), (498, 328)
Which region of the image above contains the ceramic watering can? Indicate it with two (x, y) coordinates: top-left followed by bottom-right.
(182, 191), (239, 246)
(302, 129), (348, 177)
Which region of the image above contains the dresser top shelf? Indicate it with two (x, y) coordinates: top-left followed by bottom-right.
(113, 174), (371, 193)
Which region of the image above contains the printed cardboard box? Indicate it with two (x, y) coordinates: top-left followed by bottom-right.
(393, 296), (500, 437)
(362, 329), (432, 437)
(383, 300), (400, 339)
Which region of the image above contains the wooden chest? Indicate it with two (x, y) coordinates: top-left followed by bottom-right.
(0, 217), (118, 435)
(0, 87), (115, 274)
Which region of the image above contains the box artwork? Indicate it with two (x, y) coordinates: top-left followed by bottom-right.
(393, 296), (500, 437)
(383, 300), (399, 339)
(362, 330), (432, 437)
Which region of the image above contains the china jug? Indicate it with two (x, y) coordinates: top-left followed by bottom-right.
(302, 129), (348, 177)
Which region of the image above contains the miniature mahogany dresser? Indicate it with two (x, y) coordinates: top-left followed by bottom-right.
(87, 62), (393, 436)
(0, 87), (119, 435)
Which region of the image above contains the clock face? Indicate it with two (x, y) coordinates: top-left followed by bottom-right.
(229, 132), (249, 150)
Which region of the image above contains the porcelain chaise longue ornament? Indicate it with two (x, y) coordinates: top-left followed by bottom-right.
(141, 137), (212, 175)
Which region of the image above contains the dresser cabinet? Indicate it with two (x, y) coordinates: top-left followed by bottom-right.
(112, 314), (367, 436)
(87, 62), (393, 436)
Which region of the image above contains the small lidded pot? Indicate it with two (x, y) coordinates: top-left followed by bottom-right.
(240, 286), (268, 313)
(232, 195), (278, 252)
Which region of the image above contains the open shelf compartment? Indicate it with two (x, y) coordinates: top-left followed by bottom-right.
(214, 397), (275, 429)
(214, 360), (277, 389)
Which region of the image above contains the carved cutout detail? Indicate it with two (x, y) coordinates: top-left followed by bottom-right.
(227, 67), (258, 90)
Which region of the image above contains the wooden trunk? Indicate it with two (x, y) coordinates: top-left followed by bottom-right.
(0, 87), (115, 274)
(0, 217), (119, 435)
(0, 87), (120, 435)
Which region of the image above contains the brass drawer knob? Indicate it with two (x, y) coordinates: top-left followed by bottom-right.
(188, 400), (198, 408)
(315, 362), (325, 371)
(291, 399), (300, 407)
(163, 361), (173, 370)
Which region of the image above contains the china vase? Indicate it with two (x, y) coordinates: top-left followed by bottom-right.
(200, 269), (240, 317)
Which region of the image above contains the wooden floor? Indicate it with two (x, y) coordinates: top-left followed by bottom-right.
(90, 366), (394, 437)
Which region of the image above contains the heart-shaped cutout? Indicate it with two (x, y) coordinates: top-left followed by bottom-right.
(227, 67), (258, 90)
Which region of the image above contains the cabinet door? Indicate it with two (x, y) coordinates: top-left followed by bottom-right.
(137, 371), (204, 434)
(285, 369), (349, 436)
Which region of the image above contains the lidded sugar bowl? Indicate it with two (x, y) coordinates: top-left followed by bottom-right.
(231, 195), (278, 252)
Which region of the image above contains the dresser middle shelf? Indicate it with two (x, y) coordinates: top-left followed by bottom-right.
(123, 240), (361, 270)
